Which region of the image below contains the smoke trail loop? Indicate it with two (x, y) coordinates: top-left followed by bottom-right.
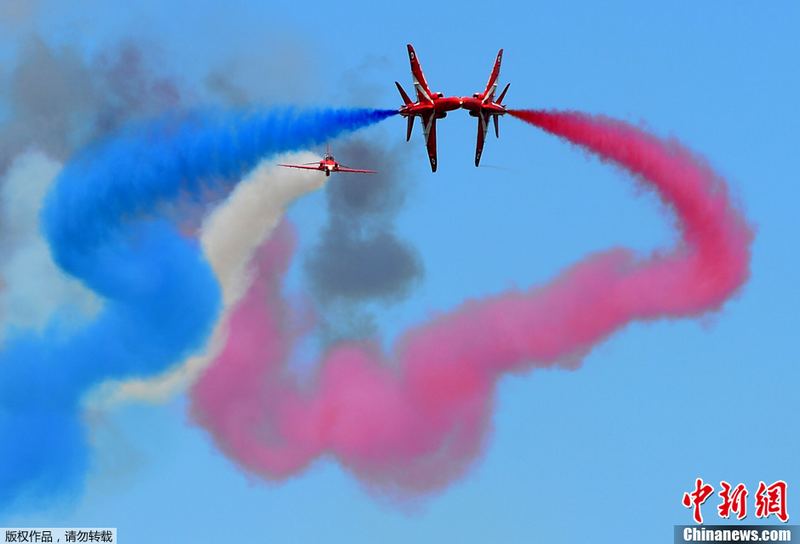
(0, 106), (395, 511)
(191, 109), (752, 494)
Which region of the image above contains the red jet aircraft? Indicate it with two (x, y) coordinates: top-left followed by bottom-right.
(460, 49), (510, 167)
(278, 147), (376, 177)
(395, 44), (462, 172)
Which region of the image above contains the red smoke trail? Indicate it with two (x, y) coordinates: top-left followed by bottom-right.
(190, 110), (752, 492)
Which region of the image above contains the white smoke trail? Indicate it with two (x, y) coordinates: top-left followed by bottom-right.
(0, 151), (100, 339)
(98, 151), (324, 404)
(0, 150), (325, 404)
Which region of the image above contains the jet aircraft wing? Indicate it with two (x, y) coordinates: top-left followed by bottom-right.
(420, 111), (438, 172)
(336, 166), (377, 174)
(407, 44), (434, 103)
(475, 112), (490, 167)
(278, 164), (322, 171)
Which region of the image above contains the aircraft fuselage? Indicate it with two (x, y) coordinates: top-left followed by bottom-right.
(399, 96), (462, 119)
(460, 97), (507, 116)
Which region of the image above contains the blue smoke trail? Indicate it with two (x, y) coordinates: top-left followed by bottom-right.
(0, 107), (396, 512)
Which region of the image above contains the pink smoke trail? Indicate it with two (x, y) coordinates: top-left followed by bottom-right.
(190, 110), (753, 492)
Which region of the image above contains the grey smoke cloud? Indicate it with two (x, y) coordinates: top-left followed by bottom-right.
(0, 0), (39, 25)
(0, 37), (180, 172)
(201, 38), (317, 108)
(304, 137), (423, 340)
(0, 37), (183, 260)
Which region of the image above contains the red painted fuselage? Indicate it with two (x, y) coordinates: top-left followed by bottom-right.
(460, 98), (507, 116)
(398, 96), (462, 118)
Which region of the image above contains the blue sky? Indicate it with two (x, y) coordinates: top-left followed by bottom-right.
(2, 0), (799, 542)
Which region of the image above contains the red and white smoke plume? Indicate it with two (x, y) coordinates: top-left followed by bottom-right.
(190, 110), (753, 492)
